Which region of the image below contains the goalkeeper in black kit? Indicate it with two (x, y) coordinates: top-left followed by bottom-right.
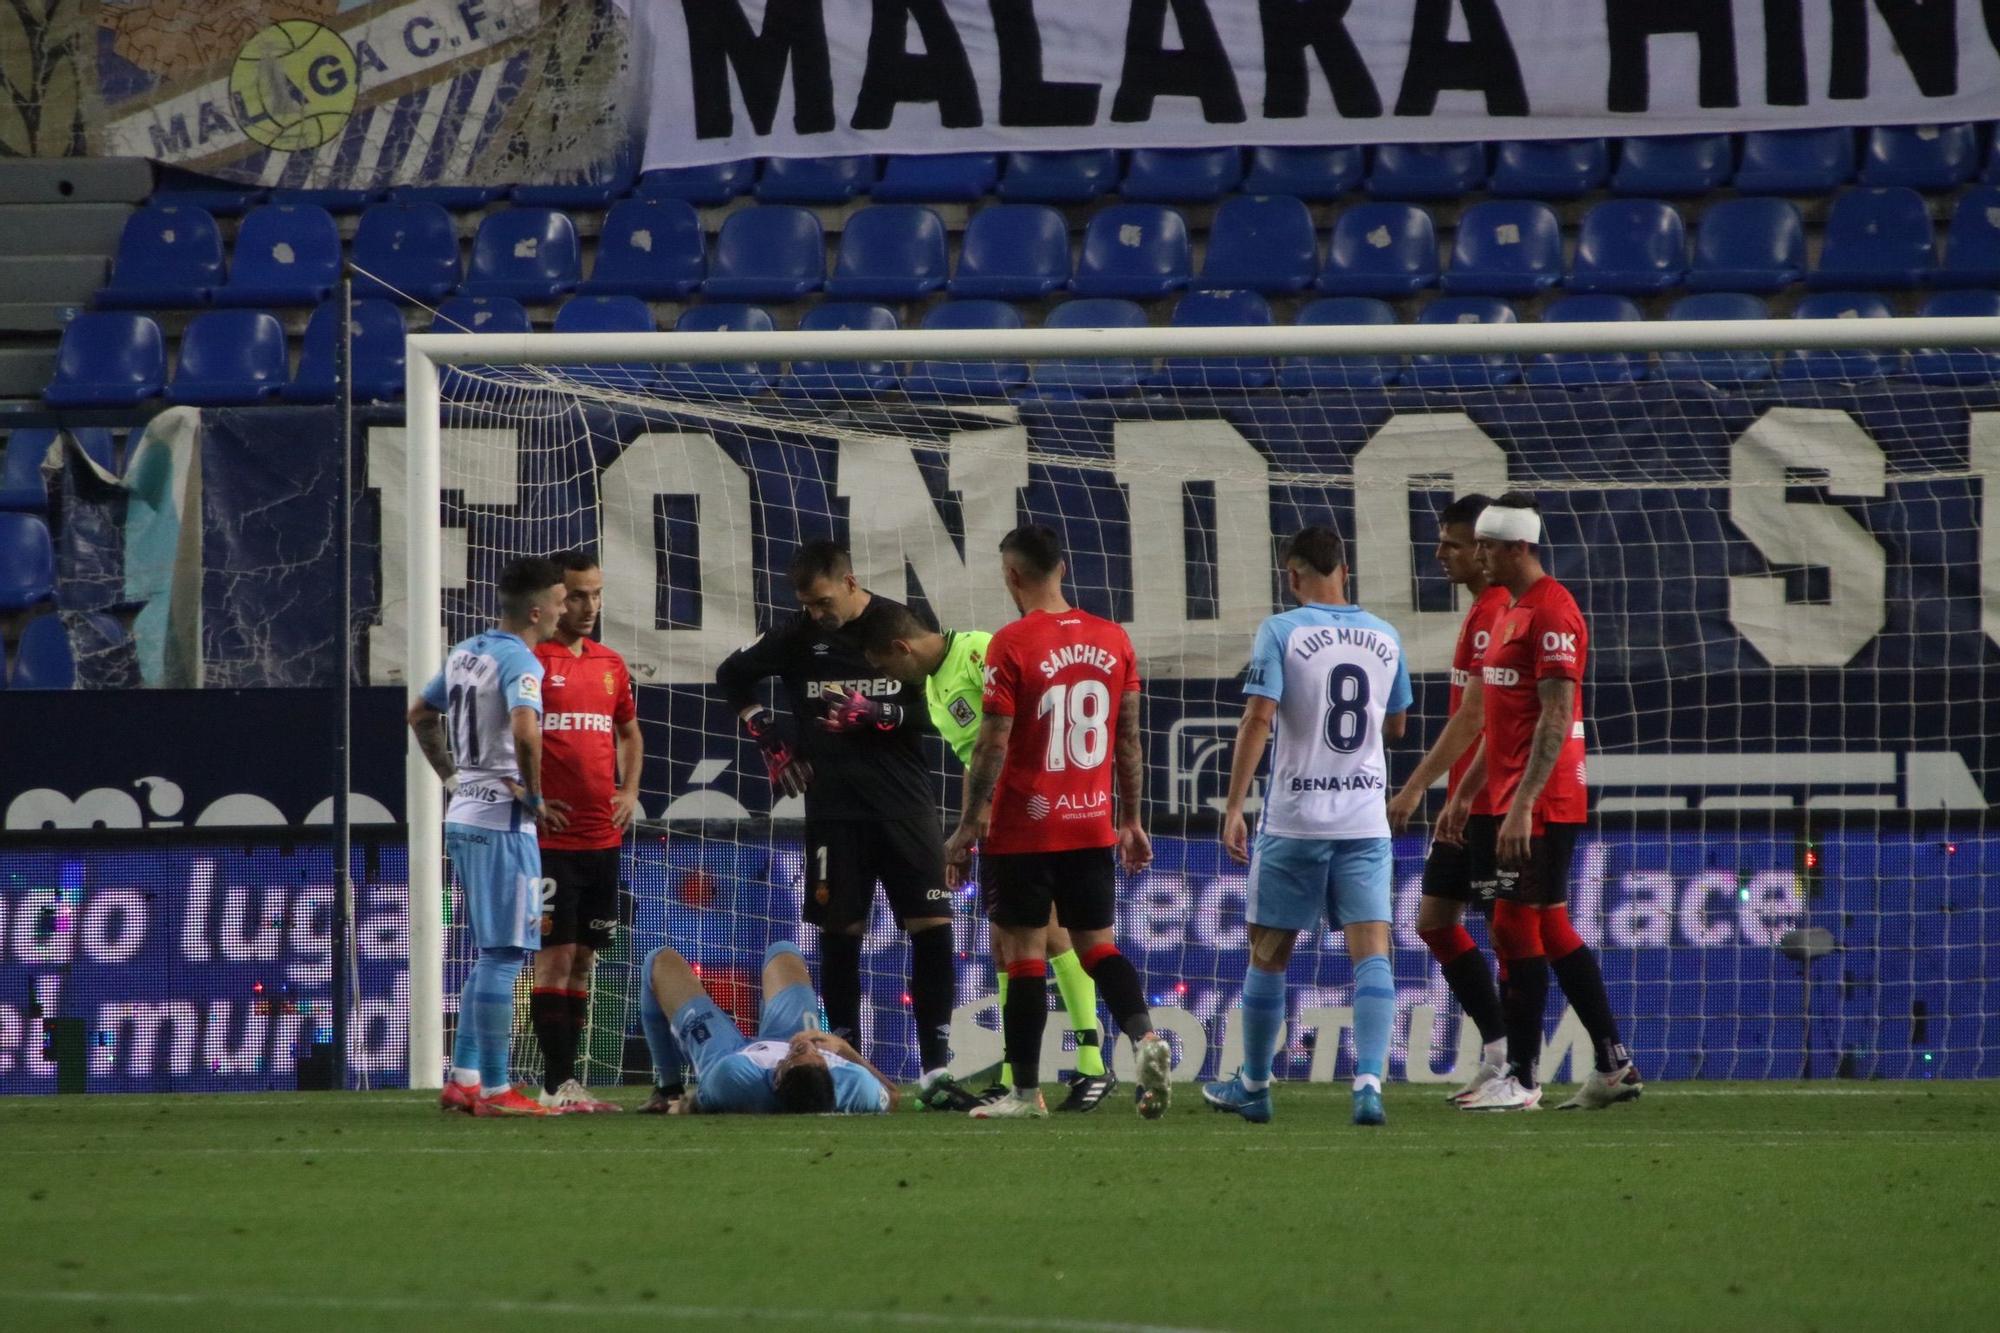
(716, 540), (965, 1106)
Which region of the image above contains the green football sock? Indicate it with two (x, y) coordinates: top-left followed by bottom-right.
(1049, 949), (1105, 1077)
(995, 968), (1012, 1087)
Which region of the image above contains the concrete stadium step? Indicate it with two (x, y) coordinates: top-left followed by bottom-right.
(0, 345), (58, 399)
(0, 302), (83, 334)
(0, 255), (108, 305)
(0, 203), (135, 257)
(0, 157), (153, 205)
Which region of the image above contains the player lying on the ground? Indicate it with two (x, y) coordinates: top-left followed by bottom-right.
(1436, 493), (1642, 1113)
(1204, 525), (1409, 1128)
(1385, 495), (1513, 1104)
(408, 554), (571, 1118)
(862, 604), (1116, 1112)
(943, 524), (1172, 1120)
(636, 941), (898, 1115)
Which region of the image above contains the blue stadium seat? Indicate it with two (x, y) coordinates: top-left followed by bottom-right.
(1489, 138), (1609, 198)
(0, 429), (55, 513)
(826, 206), (948, 301)
(950, 205), (1071, 299)
(431, 295), (531, 334)
(1072, 205), (1189, 298)
(1860, 124), (1978, 190)
(1278, 297), (1401, 391)
(1569, 199), (1686, 294)
(783, 303), (900, 400)
(149, 184), (265, 216)
(1912, 290), (2000, 383)
(1782, 292), (1897, 380)
(213, 204), (341, 306)
(1027, 299), (1150, 399)
(580, 198), (705, 299)
(755, 155), (876, 203)
(1318, 203), (1438, 296)
(284, 299), (406, 404)
(1151, 290), (1274, 391)
(661, 304), (776, 398)
(166, 310), (288, 405)
(9, 613), (75, 689)
(1525, 294), (1646, 386)
(350, 203), (461, 303)
(1735, 128), (1856, 193)
(1686, 198), (1806, 293)
(1195, 195), (1317, 294)
(1659, 292), (1773, 383)
(905, 301), (1028, 400)
(269, 187), (378, 213)
(1120, 148), (1244, 202)
(1809, 187), (1934, 289)
(96, 205), (224, 308)
(1611, 133), (1734, 196)
(1242, 146), (1365, 200)
(386, 184), (504, 210)
(997, 150), (1119, 203)
(461, 208), (582, 301)
(703, 206), (824, 301)
(511, 160), (636, 210)
(1407, 297), (1519, 388)
(43, 313), (165, 406)
(553, 295), (661, 392)
(636, 160), (758, 205)
(1937, 188), (2000, 289)
(0, 513), (55, 614)
(1442, 201), (1562, 296)
(872, 154), (999, 202)
(1367, 143), (1486, 199)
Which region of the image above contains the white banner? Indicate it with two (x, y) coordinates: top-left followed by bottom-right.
(640, 0), (2000, 168)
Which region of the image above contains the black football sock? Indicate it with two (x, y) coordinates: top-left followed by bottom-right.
(1002, 965), (1049, 1092)
(819, 931), (864, 1046)
(530, 989), (571, 1094)
(1550, 947), (1628, 1073)
(1080, 945), (1154, 1044)
(565, 988), (590, 1083)
(907, 924), (955, 1073)
(1441, 949), (1506, 1046)
(1502, 957), (1550, 1088)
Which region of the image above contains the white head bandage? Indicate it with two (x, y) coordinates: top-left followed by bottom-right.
(1475, 505), (1541, 545)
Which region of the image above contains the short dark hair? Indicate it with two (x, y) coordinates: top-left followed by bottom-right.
(497, 555), (565, 620)
(1492, 490), (1541, 514)
(860, 600), (932, 658)
(774, 1060), (837, 1114)
(1439, 494), (1493, 529)
(1281, 525), (1345, 577)
(999, 524), (1063, 578)
(549, 549), (599, 574)
(789, 539), (852, 588)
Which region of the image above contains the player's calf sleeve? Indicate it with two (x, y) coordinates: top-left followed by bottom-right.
(566, 989), (591, 1081)
(1078, 943), (1153, 1045)
(637, 971), (686, 1092)
(451, 971), (483, 1084)
(994, 968), (1013, 1086)
(1239, 965), (1286, 1087)
(530, 989), (572, 1094)
(907, 925), (955, 1074)
(1541, 907), (1627, 1073)
(469, 948), (526, 1092)
(1490, 903), (1547, 1087)
(1002, 960), (1050, 1092)
(1351, 955), (1394, 1084)
(819, 931), (864, 1045)
(1048, 949), (1105, 1078)
(1418, 926), (1505, 1046)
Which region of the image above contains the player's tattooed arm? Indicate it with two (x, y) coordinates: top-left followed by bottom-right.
(1498, 679), (1574, 867)
(405, 700), (454, 787)
(509, 706), (571, 832)
(1114, 691), (1153, 873)
(943, 714), (1011, 881)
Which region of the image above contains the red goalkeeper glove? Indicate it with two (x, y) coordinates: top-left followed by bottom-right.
(743, 708), (812, 798)
(818, 688), (905, 734)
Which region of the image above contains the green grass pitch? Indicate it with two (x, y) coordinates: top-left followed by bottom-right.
(3, 1082), (1995, 1331)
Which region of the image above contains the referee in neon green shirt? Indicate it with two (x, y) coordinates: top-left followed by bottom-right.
(863, 602), (1115, 1111)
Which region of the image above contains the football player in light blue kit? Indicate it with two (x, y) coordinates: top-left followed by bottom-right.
(408, 555), (572, 1117)
(638, 941), (897, 1115)
(1207, 525), (1410, 1127)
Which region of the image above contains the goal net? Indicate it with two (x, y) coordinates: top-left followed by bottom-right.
(398, 315), (2000, 1091)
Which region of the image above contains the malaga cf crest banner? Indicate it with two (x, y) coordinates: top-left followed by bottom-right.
(638, 0), (2000, 167)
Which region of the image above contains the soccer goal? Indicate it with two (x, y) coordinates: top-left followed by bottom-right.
(398, 313), (2000, 1092)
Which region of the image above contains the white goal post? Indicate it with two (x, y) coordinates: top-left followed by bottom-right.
(401, 315), (2000, 1089)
